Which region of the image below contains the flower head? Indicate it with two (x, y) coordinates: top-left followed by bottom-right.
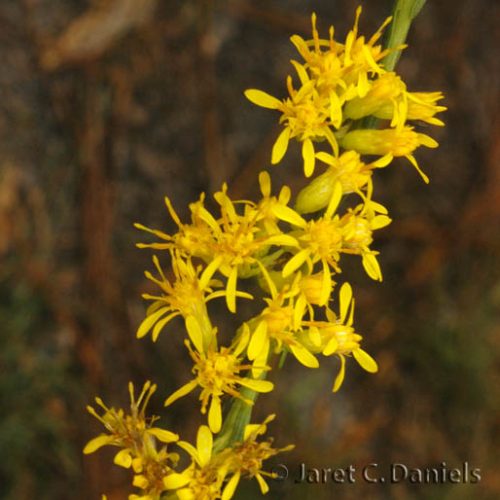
(164, 332), (274, 433)
(339, 199), (392, 281)
(222, 415), (294, 496)
(282, 182), (344, 295)
(340, 126), (438, 183)
(164, 416), (293, 500)
(163, 425), (228, 500)
(301, 283), (378, 391)
(246, 268), (319, 375)
(137, 252), (227, 342)
(84, 382), (180, 498)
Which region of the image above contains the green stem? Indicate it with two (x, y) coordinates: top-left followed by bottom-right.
(212, 384), (260, 454)
(382, 0), (427, 72)
(357, 0), (426, 130)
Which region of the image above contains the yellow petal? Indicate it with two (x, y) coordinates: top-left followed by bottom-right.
(164, 379), (198, 406)
(368, 200), (389, 214)
(362, 253), (382, 281)
(137, 307), (169, 339)
(339, 282), (352, 324)
(232, 324), (250, 358)
(316, 151), (335, 165)
(357, 70), (369, 97)
(226, 267), (238, 313)
(148, 428), (179, 443)
(251, 339), (270, 378)
(197, 425), (213, 466)
(265, 233), (300, 247)
(290, 34), (309, 59)
(271, 204), (307, 227)
(322, 337), (338, 356)
(163, 471), (191, 490)
(371, 153), (393, 168)
(291, 60), (309, 85)
(325, 181), (342, 218)
(319, 261), (332, 306)
(256, 473), (270, 494)
(324, 127), (339, 156)
(176, 440), (198, 460)
(258, 171), (271, 197)
(83, 434), (115, 454)
(302, 138), (315, 177)
(222, 471), (241, 500)
(185, 316), (204, 353)
(283, 249), (309, 278)
(132, 474), (148, 489)
(418, 133), (439, 148)
(293, 294), (306, 330)
(332, 355), (346, 392)
(272, 127), (291, 164)
(353, 348), (378, 373)
(248, 321), (267, 360)
(199, 256), (222, 289)
(113, 449), (132, 468)
(244, 423), (260, 440)
(151, 312), (179, 342)
(289, 343), (319, 368)
(208, 397), (222, 434)
(196, 206), (220, 233)
(372, 215), (392, 230)
(244, 89), (281, 109)
(239, 378), (274, 393)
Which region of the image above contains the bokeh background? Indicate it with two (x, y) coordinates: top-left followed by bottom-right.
(1, 0), (498, 499)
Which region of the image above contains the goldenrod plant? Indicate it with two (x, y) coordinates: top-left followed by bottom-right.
(84, 2), (445, 498)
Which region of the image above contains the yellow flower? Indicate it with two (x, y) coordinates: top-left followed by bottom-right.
(282, 182), (344, 296)
(137, 251), (230, 343)
(84, 382), (180, 498)
(245, 78), (337, 177)
(339, 200), (392, 281)
(205, 184), (298, 312)
(137, 186), (296, 313)
(222, 415), (294, 497)
(344, 73), (446, 129)
(375, 90), (446, 126)
(252, 171), (306, 236)
(340, 126), (438, 183)
(291, 8), (392, 102)
(245, 268), (319, 375)
(164, 417), (293, 500)
(164, 332), (274, 433)
(298, 270), (335, 308)
(244, 7), (397, 179)
(343, 72), (407, 126)
(135, 195), (213, 259)
(295, 150), (392, 214)
(301, 283), (378, 391)
(163, 425), (228, 500)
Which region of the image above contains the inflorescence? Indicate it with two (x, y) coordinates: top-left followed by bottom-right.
(84, 7), (445, 499)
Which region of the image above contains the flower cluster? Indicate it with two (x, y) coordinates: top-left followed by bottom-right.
(245, 7), (445, 182)
(86, 383), (290, 500)
(84, 7), (444, 499)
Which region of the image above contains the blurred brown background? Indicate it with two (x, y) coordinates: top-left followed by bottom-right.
(0, 0), (498, 499)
